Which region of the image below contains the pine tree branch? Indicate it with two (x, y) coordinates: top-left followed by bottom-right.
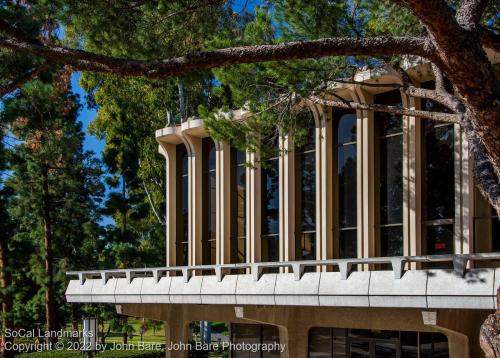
(0, 35), (434, 79)
(308, 95), (460, 123)
(0, 62), (50, 98)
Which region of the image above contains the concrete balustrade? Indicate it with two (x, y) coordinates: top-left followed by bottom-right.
(66, 253), (500, 310)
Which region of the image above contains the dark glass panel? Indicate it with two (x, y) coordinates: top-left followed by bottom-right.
(337, 114), (357, 144)
(381, 226), (404, 257)
(426, 224), (454, 255)
(177, 144), (189, 266)
(401, 331), (418, 358)
(424, 123), (454, 220)
(375, 342), (397, 358)
(262, 325), (281, 358)
(375, 90), (403, 135)
(309, 327), (332, 358)
(379, 134), (403, 225)
(299, 232), (316, 260)
(339, 229), (357, 259)
(332, 328), (347, 358)
(262, 235), (279, 262)
(348, 330), (372, 339)
(231, 148), (246, 263)
(231, 324), (261, 358)
(262, 159), (280, 235)
(493, 211), (500, 251)
(203, 138), (217, 265)
(338, 144), (357, 228)
(349, 341), (369, 357)
(300, 151), (316, 231)
(432, 333), (450, 358)
(231, 237), (246, 263)
(419, 332), (433, 358)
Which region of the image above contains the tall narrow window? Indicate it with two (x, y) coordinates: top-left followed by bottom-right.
(376, 90), (404, 258)
(296, 116), (316, 261)
(231, 148), (246, 263)
(202, 138), (217, 265)
(334, 110), (357, 259)
(421, 81), (455, 256)
(261, 135), (280, 263)
(176, 144), (189, 265)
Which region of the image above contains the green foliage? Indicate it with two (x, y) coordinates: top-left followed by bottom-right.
(1, 72), (103, 329)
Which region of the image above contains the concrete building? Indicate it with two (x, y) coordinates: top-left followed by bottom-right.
(66, 55), (500, 357)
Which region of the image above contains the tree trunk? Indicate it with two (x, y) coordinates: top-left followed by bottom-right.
(42, 165), (57, 344)
(0, 238), (14, 358)
(480, 288), (500, 357)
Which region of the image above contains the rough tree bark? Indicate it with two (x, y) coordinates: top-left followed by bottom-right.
(480, 288), (500, 358)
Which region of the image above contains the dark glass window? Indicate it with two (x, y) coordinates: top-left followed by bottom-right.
(231, 148), (247, 263)
(335, 110), (357, 259)
(296, 117), (316, 261)
(421, 81), (455, 258)
(376, 90), (403, 257)
(261, 136), (280, 263)
(492, 208), (500, 252)
(231, 324), (280, 358)
(308, 328), (448, 358)
(202, 138), (217, 265)
(176, 145), (189, 265)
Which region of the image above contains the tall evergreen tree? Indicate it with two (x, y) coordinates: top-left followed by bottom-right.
(1, 70), (103, 343)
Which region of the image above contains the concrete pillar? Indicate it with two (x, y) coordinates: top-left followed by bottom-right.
(278, 325), (309, 358)
(280, 135), (295, 264)
(158, 143), (177, 267)
(216, 141), (231, 264)
(183, 134), (203, 266)
(314, 104), (333, 265)
(247, 151), (261, 263)
(164, 317), (189, 358)
(407, 96), (422, 265)
(401, 92), (411, 257)
(355, 87), (376, 266)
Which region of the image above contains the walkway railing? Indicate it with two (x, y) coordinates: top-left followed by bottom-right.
(67, 253), (500, 285)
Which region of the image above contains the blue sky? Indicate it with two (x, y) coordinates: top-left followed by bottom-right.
(70, 0), (263, 225)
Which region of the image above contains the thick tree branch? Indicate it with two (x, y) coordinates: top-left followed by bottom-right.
(0, 62), (50, 98)
(456, 0), (489, 29)
(309, 95), (460, 123)
(479, 27), (500, 52)
(462, 114), (500, 217)
(0, 19), (43, 46)
(0, 36), (434, 78)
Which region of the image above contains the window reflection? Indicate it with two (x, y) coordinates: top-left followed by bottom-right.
(335, 111), (357, 259)
(262, 135), (280, 263)
(296, 116), (316, 261)
(203, 138), (217, 265)
(376, 90), (403, 258)
(421, 81), (455, 259)
(176, 144), (189, 266)
(231, 148), (246, 263)
(308, 328), (449, 357)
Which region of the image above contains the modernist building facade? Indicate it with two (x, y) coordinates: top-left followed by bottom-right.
(66, 56), (500, 358)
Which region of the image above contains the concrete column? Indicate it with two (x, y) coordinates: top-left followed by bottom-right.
(401, 93), (412, 257)
(216, 141), (231, 264)
(314, 105), (333, 265)
(355, 87), (376, 265)
(184, 134), (203, 266)
(407, 96), (422, 264)
(158, 144), (177, 267)
(278, 325), (309, 358)
(164, 316), (189, 358)
(247, 152), (261, 263)
(280, 135), (295, 264)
